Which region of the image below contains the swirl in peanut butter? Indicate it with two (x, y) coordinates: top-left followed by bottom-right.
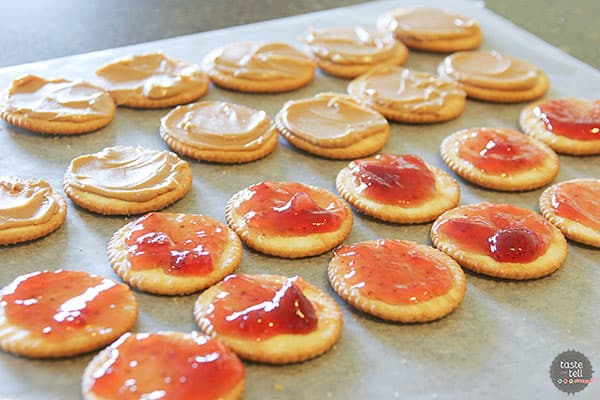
(96, 53), (207, 100)
(0, 177), (62, 230)
(304, 27), (398, 65)
(2, 75), (114, 122)
(348, 66), (465, 112)
(279, 93), (388, 147)
(65, 146), (188, 202)
(204, 42), (315, 81)
(161, 101), (275, 151)
(438, 51), (540, 90)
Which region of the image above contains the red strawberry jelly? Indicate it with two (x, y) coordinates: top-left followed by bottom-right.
(206, 275), (318, 340)
(2, 270), (131, 340)
(458, 128), (545, 175)
(551, 181), (600, 231)
(349, 154), (435, 206)
(125, 212), (228, 276)
(90, 332), (245, 400)
(536, 99), (600, 141)
(334, 240), (453, 304)
(235, 182), (347, 236)
(434, 203), (552, 263)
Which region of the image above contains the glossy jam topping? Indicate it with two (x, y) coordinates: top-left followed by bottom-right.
(205, 275), (318, 340)
(349, 154), (435, 206)
(347, 66), (465, 112)
(378, 7), (479, 38)
(124, 212), (229, 276)
(90, 332), (245, 400)
(205, 42), (315, 81)
(233, 181), (348, 236)
(2, 270), (132, 340)
(333, 240), (453, 304)
(5, 74), (114, 122)
(96, 53), (207, 100)
(0, 177), (61, 230)
(439, 51), (539, 90)
(434, 203), (553, 263)
(551, 180), (600, 231)
(280, 93), (388, 147)
(65, 146), (188, 202)
(457, 128), (545, 175)
(161, 101), (275, 151)
(304, 27), (398, 65)
(535, 99), (600, 141)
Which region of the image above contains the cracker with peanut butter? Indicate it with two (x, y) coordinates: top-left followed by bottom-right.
(0, 177), (67, 245)
(96, 52), (209, 108)
(302, 26), (408, 79)
(347, 66), (466, 123)
(160, 101), (278, 163)
(63, 146), (192, 215)
(0, 75), (115, 135)
(438, 51), (549, 103)
(276, 93), (389, 159)
(203, 42), (316, 93)
(377, 7), (482, 53)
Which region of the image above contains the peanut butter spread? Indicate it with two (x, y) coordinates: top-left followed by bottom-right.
(0, 177), (62, 230)
(65, 146), (188, 202)
(378, 7), (480, 39)
(348, 66), (465, 112)
(161, 101), (276, 150)
(96, 53), (207, 100)
(279, 93), (388, 147)
(204, 42), (315, 81)
(438, 51), (540, 90)
(2, 75), (114, 122)
(304, 27), (398, 65)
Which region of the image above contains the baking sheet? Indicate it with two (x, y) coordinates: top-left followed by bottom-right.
(1, 0), (599, 399)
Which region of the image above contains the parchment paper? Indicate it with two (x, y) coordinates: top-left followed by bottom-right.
(0, 1), (599, 399)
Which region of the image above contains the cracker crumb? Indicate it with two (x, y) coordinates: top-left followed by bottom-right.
(274, 383), (284, 391)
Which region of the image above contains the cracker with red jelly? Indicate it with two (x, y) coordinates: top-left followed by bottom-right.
(440, 128), (559, 192)
(0, 270), (138, 358)
(431, 203), (568, 280)
(519, 98), (600, 155)
(108, 212), (242, 295)
(82, 331), (245, 400)
(539, 179), (600, 248)
(328, 239), (466, 323)
(225, 181), (353, 258)
(336, 154), (460, 223)
(194, 274), (342, 364)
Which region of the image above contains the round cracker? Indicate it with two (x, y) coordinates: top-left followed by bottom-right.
(194, 274), (342, 364)
(519, 100), (600, 155)
(440, 128), (559, 192)
(82, 331), (245, 400)
(316, 42), (409, 79)
(160, 121), (279, 164)
(109, 77), (209, 109)
(225, 182), (353, 258)
(336, 161), (460, 223)
(0, 178), (67, 245)
(328, 239), (466, 322)
(431, 203), (568, 280)
(108, 213), (242, 295)
(539, 179), (600, 248)
(397, 30), (483, 53)
(0, 270), (138, 358)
